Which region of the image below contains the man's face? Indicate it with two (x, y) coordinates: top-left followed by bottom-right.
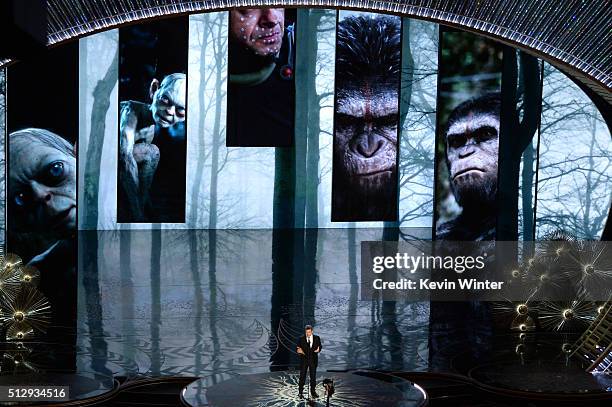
(150, 77), (186, 128)
(9, 138), (76, 236)
(305, 328), (313, 338)
(230, 9), (285, 57)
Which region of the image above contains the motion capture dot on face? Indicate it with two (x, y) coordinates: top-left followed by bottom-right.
(9, 128), (76, 236)
(230, 8), (285, 57)
(150, 73), (186, 128)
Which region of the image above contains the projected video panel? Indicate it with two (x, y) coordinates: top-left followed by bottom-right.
(331, 11), (403, 222)
(6, 44), (78, 354)
(118, 17), (188, 223)
(226, 8), (296, 147)
(434, 29), (504, 240)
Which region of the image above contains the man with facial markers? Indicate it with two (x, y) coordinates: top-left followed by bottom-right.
(296, 325), (323, 399)
(226, 8), (295, 147)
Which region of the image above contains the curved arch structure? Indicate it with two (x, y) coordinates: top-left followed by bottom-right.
(5, 0), (610, 102)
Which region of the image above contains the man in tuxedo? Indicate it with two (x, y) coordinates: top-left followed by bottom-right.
(296, 325), (322, 399)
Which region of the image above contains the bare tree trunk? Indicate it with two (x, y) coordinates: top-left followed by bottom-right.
(293, 10), (311, 228)
(119, 231), (136, 361)
(270, 145), (296, 369)
(189, 15), (210, 226)
(584, 111), (596, 238)
(497, 50), (542, 242)
(150, 230), (162, 375)
(399, 18), (414, 132)
(384, 18), (412, 237)
(208, 17), (224, 230)
(305, 47), (321, 230)
(521, 140), (535, 240)
(84, 46), (118, 228)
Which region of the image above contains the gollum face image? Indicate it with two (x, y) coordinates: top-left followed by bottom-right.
(333, 15), (401, 221)
(9, 128), (76, 237)
(149, 73), (186, 129)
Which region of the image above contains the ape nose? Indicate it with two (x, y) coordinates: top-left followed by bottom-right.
(458, 146), (475, 158)
(167, 106), (175, 116)
(354, 136), (384, 158)
(458, 138), (477, 158)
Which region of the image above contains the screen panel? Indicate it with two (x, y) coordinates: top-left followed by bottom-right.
(535, 63), (612, 240)
(226, 8), (296, 147)
(6, 44), (78, 359)
(331, 10), (403, 222)
(434, 28), (503, 241)
(118, 17), (188, 223)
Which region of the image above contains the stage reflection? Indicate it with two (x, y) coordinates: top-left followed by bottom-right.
(77, 229), (431, 377)
(75, 229), (611, 398)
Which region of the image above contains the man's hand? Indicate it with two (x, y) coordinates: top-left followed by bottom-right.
(297, 347), (304, 355)
(314, 346), (320, 353)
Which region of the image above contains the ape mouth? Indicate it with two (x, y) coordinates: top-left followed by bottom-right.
(357, 169), (393, 178)
(453, 167), (484, 180)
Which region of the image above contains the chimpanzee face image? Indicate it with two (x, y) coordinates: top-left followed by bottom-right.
(332, 15), (401, 220)
(445, 94), (501, 210)
(229, 9), (285, 57)
(335, 87), (398, 195)
(9, 128), (77, 237)
(149, 73), (186, 128)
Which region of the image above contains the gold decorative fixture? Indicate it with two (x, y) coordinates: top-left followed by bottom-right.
(0, 253), (51, 341)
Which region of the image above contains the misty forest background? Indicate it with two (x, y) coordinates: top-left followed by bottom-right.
(0, 10), (609, 241)
(0, 11), (609, 374)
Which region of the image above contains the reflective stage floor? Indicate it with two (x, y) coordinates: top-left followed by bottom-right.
(182, 371), (427, 407)
(2, 229), (610, 405)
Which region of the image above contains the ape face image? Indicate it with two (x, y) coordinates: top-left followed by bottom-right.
(229, 9), (285, 57)
(445, 93), (501, 211)
(9, 128), (76, 237)
(332, 15), (401, 221)
(149, 73), (186, 128)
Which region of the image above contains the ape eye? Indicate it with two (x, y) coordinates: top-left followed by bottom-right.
(335, 113), (357, 127)
(160, 96), (170, 104)
(474, 126), (497, 142)
(14, 192), (27, 207)
(375, 114), (398, 127)
(447, 134), (466, 149)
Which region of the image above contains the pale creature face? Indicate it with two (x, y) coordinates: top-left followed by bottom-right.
(150, 75), (186, 128)
(10, 136), (76, 237)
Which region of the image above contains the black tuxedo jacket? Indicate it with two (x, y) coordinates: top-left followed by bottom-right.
(297, 335), (322, 367)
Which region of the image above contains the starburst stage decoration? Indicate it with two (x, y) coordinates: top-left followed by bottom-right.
(0, 286), (52, 335)
(18, 265), (41, 287)
(0, 253), (50, 341)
